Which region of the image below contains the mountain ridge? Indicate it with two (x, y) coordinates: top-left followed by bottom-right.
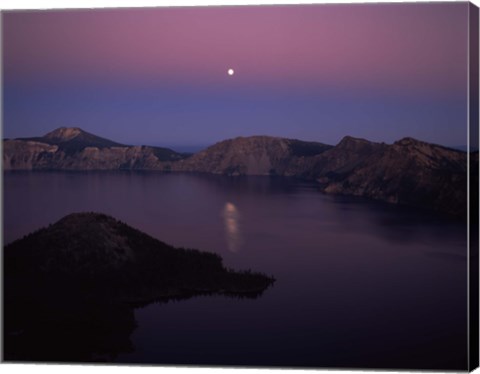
(3, 127), (474, 217)
(4, 127), (188, 169)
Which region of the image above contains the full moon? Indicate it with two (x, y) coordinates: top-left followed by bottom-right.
(227, 68), (234, 76)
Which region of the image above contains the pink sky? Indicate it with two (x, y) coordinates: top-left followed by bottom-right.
(2, 3), (472, 146)
(4, 3), (468, 95)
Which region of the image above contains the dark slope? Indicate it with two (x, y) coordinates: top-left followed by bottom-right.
(4, 213), (274, 362)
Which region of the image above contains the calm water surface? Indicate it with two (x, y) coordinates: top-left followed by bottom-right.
(3, 171), (468, 369)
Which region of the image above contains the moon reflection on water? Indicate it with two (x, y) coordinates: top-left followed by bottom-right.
(222, 202), (242, 253)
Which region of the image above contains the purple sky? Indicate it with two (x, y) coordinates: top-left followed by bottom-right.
(3, 3), (470, 148)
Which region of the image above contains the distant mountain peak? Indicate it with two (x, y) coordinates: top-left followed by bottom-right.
(338, 135), (372, 145)
(394, 137), (462, 153)
(44, 127), (85, 141)
(394, 137), (424, 147)
(39, 127), (127, 151)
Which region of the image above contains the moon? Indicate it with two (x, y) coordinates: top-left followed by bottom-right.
(227, 68), (234, 76)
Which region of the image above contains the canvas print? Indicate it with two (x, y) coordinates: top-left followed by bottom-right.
(2, 2), (479, 371)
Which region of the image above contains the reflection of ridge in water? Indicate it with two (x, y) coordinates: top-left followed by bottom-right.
(222, 202), (242, 252)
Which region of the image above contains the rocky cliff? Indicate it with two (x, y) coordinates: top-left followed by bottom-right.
(309, 136), (470, 216)
(174, 135), (332, 175)
(3, 127), (187, 170)
(174, 134), (470, 216)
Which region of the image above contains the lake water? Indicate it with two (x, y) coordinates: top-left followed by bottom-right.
(3, 171), (468, 369)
